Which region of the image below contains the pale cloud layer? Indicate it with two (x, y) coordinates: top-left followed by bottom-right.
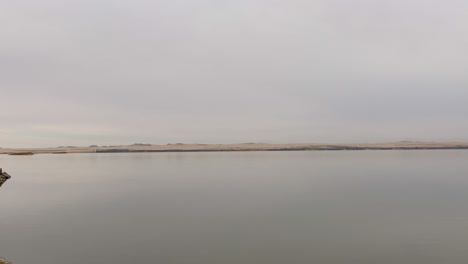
(1, 0), (467, 147)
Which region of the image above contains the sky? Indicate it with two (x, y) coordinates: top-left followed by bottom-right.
(1, 0), (468, 147)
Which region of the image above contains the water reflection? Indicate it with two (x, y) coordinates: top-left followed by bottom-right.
(2, 151), (468, 264)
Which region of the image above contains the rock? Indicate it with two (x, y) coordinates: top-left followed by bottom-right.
(0, 169), (11, 188)
(0, 257), (13, 264)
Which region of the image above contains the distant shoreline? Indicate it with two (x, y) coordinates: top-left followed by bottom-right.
(2, 142), (468, 154)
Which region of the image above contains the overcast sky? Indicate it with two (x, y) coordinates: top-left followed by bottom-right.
(1, 0), (467, 147)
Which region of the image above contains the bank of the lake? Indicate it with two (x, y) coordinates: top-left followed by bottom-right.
(2, 141), (468, 154)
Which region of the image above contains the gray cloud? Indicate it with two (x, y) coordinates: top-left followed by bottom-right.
(1, 0), (467, 147)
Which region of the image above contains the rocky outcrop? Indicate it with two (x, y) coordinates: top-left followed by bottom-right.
(0, 256), (12, 264)
(0, 169), (11, 188)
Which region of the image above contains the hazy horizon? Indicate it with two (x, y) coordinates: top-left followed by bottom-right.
(2, 0), (468, 148)
(4, 140), (468, 150)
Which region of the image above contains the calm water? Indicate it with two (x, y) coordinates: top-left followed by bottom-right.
(1, 151), (468, 264)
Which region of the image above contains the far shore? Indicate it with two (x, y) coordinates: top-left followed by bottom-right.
(2, 142), (468, 155)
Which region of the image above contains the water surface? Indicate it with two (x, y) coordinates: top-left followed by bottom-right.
(1, 151), (468, 263)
